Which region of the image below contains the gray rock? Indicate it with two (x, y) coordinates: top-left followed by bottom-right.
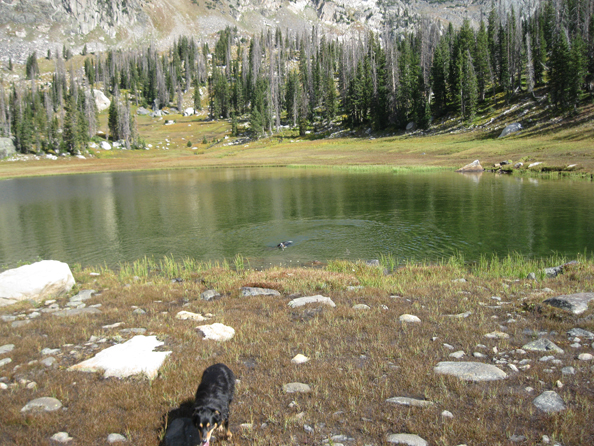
(386, 433), (428, 446)
(52, 307), (102, 317)
(240, 287), (280, 297)
(69, 289), (96, 302)
(568, 328), (594, 339)
(201, 289), (220, 301)
(120, 328), (147, 334)
(94, 89), (111, 112)
(0, 137), (16, 159)
(522, 338), (564, 354)
(544, 266), (563, 278)
(21, 397), (63, 412)
(164, 417), (200, 446)
(526, 272), (536, 280)
(132, 308), (147, 315)
(498, 122), (522, 138)
(283, 382), (311, 393)
(533, 391), (566, 413)
(434, 361), (508, 381)
(136, 107), (150, 115)
(107, 433), (127, 443)
(0, 357), (12, 367)
(0, 344), (15, 355)
(288, 295), (336, 308)
(509, 434), (527, 443)
(386, 397), (434, 408)
(399, 314), (421, 323)
(544, 293), (594, 315)
(41, 357), (57, 367)
(41, 348), (60, 355)
(365, 259), (380, 267)
(197, 323), (235, 341)
(353, 304), (370, 310)
(11, 320), (31, 328)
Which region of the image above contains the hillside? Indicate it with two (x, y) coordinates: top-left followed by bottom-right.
(0, 0), (536, 63)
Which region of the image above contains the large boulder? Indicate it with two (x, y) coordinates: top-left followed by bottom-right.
(0, 260), (75, 306)
(93, 89), (111, 112)
(0, 137), (16, 159)
(456, 160), (484, 173)
(498, 122), (522, 138)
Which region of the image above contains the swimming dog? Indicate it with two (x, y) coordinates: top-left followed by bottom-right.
(192, 363), (235, 445)
(277, 240), (293, 250)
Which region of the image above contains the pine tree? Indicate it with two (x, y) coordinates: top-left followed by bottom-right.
(474, 19), (491, 101)
(63, 94), (80, 154)
(108, 95), (119, 141)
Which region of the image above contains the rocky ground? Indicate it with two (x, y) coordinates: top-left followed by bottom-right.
(1, 257), (593, 445)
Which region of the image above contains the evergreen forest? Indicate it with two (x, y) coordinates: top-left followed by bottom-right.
(1, 0), (593, 155)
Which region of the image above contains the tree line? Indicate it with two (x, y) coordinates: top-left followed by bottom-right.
(1, 0), (593, 154)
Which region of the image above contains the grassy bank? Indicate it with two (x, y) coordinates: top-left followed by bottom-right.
(1, 254), (593, 445)
(1, 100), (594, 180)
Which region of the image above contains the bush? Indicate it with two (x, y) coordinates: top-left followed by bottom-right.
(187, 141), (192, 147)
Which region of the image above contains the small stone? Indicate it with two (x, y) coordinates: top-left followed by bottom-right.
(303, 424), (314, 434)
(41, 357), (57, 367)
(51, 432), (73, 443)
(449, 351), (465, 359)
(522, 338), (564, 354)
(107, 433), (127, 443)
(200, 290), (220, 301)
(175, 311), (208, 321)
(441, 410), (454, 419)
(291, 354), (309, 364)
(197, 323), (235, 341)
(526, 272), (536, 280)
(533, 391), (566, 413)
(386, 397), (434, 408)
(132, 308), (147, 315)
(283, 382), (311, 393)
(539, 355), (555, 362)
(41, 347), (61, 355)
(240, 423), (253, 430)
(102, 322), (124, 329)
(399, 314), (421, 323)
(240, 287), (280, 297)
(0, 382), (8, 390)
(556, 380), (564, 388)
(26, 381), (37, 389)
(443, 343), (455, 350)
(485, 331), (510, 339)
(473, 352), (487, 358)
(578, 353), (593, 361)
(0, 344), (14, 355)
(386, 433), (428, 446)
(21, 397), (63, 412)
(0, 357), (12, 367)
(542, 435), (551, 444)
(353, 304), (370, 310)
(509, 434), (527, 443)
(508, 364), (519, 372)
(561, 366), (575, 375)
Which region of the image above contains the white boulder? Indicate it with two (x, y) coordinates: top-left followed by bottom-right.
(197, 323), (235, 341)
(93, 89), (111, 112)
(100, 141), (112, 150)
(0, 261), (75, 305)
(183, 107), (195, 116)
(68, 335), (171, 379)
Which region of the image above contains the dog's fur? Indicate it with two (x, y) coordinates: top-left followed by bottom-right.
(192, 363), (235, 445)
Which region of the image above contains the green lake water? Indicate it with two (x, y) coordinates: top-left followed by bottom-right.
(0, 167), (592, 269)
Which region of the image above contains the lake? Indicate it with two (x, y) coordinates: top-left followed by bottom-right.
(0, 168), (592, 270)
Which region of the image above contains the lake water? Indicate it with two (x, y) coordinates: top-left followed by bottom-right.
(0, 168), (593, 270)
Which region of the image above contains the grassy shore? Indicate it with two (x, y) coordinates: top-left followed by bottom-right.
(1, 99), (594, 180)
(1, 254), (593, 445)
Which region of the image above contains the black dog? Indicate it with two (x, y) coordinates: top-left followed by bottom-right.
(192, 363), (235, 446)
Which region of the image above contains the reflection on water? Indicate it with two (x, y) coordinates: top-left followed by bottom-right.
(0, 168), (593, 269)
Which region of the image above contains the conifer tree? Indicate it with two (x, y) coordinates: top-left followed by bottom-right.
(108, 94), (119, 141)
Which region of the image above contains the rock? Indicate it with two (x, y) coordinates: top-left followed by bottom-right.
(0, 137), (16, 159)
(365, 259), (380, 267)
(288, 295), (336, 308)
(175, 311), (208, 321)
(526, 272), (536, 280)
(283, 382), (311, 393)
(405, 121), (416, 132)
(0, 261), (75, 305)
(136, 107), (150, 115)
(386, 397), (434, 408)
(578, 353), (593, 361)
(0, 344), (15, 355)
(41, 347), (61, 355)
(183, 107), (195, 116)
(399, 314), (421, 323)
(522, 338), (564, 353)
(528, 162), (543, 168)
(201, 289), (220, 301)
(150, 110), (162, 118)
(240, 287), (280, 297)
(0, 357), (12, 367)
(533, 391), (566, 413)
(514, 162), (524, 169)
(69, 289), (96, 302)
(50, 432), (73, 443)
(100, 141), (112, 150)
(68, 335), (171, 379)
(561, 366), (575, 375)
(291, 354), (309, 364)
(107, 433), (127, 443)
(456, 160), (484, 173)
(543, 293), (594, 315)
(353, 304), (370, 310)
(197, 323), (235, 341)
(132, 308), (147, 315)
(498, 122), (522, 138)
(21, 397), (63, 412)
(568, 328), (594, 339)
(41, 357), (57, 367)
(93, 89), (111, 112)
(449, 351), (465, 359)
(484, 331), (510, 339)
(386, 433), (428, 446)
(164, 417), (200, 446)
(164, 120), (175, 126)
(544, 266), (563, 278)
(434, 361), (508, 381)
(441, 410), (454, 418)
(53, 307), (102, 317)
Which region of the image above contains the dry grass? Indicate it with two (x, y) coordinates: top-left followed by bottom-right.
(1, 256), (593, 445)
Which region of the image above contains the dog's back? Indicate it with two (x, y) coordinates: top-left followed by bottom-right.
(195, 363), (235, 407)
